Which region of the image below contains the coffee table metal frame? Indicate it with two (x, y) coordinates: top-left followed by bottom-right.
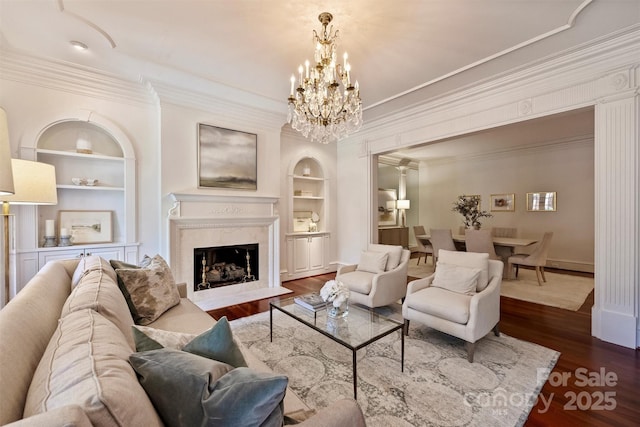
(269, 296), (404, 399)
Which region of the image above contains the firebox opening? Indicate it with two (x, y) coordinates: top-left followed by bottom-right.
(194, 243), (258, 291)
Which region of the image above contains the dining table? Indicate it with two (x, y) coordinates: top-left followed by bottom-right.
(416, 233), (538, 278)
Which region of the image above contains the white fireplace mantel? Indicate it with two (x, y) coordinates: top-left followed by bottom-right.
(167, 192), (289, 310)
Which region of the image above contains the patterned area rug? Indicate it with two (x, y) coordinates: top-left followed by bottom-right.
(230, 310), (559, 427)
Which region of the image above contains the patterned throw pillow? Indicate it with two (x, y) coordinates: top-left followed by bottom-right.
(114, 255), (180, 325)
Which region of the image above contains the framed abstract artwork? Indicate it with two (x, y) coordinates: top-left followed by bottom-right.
(526, 192), (557, 212)
(58, 210), (113, 244)
(198, 123), (257, 190)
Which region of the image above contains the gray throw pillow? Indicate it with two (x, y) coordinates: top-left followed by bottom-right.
(129, 349), (287, 427)
(182, 317), (248, 368)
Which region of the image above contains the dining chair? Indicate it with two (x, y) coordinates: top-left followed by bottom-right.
(491, 227), (518, 238)
(413, 226), (434, 266)
(429, 228), (457, 263)
(464, 229), (501, 260)
(507, 232), (554, 285)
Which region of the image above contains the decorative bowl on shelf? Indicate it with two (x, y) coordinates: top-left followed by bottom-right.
(71, 177), (98, 186)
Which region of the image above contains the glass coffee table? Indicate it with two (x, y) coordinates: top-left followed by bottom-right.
(270, 296), (404, 399)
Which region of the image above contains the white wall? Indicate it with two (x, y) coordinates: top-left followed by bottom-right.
(420, 139), (594, 271)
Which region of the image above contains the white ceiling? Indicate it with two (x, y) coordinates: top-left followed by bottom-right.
(1, 0), (638, 119)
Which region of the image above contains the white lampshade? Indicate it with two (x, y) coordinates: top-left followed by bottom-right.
(396, 199), (410, 210)
(1, 159), (57, 205)
(0, 108), (15, 196)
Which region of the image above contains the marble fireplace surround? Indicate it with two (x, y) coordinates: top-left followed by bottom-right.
(168, 193), (291, 311)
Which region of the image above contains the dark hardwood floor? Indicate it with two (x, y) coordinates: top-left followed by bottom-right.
(207, 270), (639, 427)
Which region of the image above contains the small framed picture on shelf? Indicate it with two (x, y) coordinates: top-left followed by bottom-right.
(490, 193), (515, 212)
(58, 210), (113, 244)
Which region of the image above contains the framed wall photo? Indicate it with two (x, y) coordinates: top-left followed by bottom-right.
(526, 192), (557, 211)
(198, 123), (257, 190)
(378, 189), (397, 226)
(490, 193), (515, 212)
(58, 210), (113, 244)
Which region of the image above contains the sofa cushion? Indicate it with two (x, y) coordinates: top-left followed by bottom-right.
(0, 261), (73, 425)
(338, 270), (376, 294)
(438, 250), (490, 291)
(114, 254), (180, 325)
(71, 256), (117, 289)
(432, 262), (481, 295)
(23, 309), (162, 427)
(368, 243), (403, 271)
(406, 287), (472, 324)
(134, 317), (248, 368)
(356, 251), (388, 274)
(61, 268), (136, 350)
(130, 349), (286, 427)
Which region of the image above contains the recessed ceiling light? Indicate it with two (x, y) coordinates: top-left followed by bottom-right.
(70, 40), (88, 51)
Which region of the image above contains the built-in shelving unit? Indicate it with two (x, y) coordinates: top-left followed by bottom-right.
(285, 157), (330, 280)
(14, 116), (139, 291)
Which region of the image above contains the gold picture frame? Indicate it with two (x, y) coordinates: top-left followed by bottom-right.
(490, 193), (515, 212)
(526, 192), (557, 212)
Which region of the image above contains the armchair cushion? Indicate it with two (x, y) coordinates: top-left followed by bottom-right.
(438, 250), (490, 291)
(339, 271), (376, 294)
(368, 244), (403, 271)
(405, 287), (472, 324)
(432, 262), (481, 295)
(356, 251), (388, 274)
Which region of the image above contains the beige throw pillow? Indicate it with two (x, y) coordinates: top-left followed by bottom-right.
(432, 262), (481, 295)
(356, 251), (389, 274)
(115, 255), (180, 325)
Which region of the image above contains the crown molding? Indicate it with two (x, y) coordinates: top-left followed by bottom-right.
(361, 24), (640, 137)
(423, 134), (594, 166)
(0, 49), (155, 106)
(148, 80), (286, 131)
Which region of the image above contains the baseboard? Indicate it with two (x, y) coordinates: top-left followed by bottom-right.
(546, 258), (594, 273)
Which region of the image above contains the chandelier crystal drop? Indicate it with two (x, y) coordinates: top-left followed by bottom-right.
(287, 12), (363, 144)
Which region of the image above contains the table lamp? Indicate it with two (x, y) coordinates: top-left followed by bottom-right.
(2, 159), (57, 305)
(396, 199), (410, 227)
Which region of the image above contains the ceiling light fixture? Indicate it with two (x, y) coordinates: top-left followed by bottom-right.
(70, 40), (88, 51)
(287, 12), (362, 144)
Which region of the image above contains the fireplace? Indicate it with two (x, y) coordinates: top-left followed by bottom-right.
(194, 243), (258, 291)
(168, 193), (291, 311)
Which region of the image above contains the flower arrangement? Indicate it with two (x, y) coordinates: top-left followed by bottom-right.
(320, 279), (350, 308)
(452, 195), (492, 229)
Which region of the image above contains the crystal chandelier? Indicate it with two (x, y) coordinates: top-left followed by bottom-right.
(287, 12), (363, 144)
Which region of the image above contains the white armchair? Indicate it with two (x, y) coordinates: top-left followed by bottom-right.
(336, 244), (410, 308)
(402, 250), (502, 362)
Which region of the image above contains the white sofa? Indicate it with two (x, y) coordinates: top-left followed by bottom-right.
(0, 256), (366, 426)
